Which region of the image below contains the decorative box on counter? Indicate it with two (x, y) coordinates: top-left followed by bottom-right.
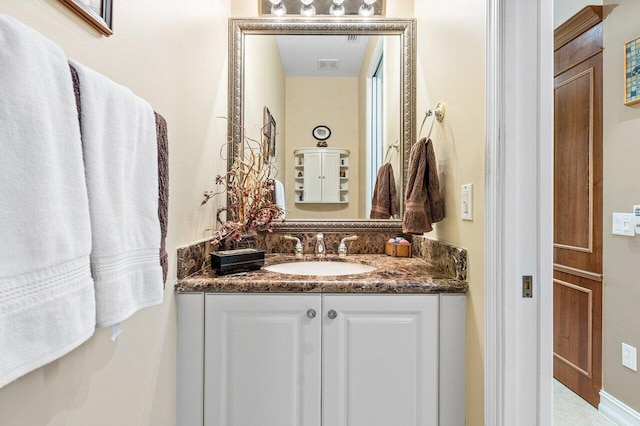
(210, 248), (265, 275)
(385, 242), (412, 258)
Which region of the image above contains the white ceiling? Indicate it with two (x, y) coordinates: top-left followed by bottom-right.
(275, 35), (371, 78)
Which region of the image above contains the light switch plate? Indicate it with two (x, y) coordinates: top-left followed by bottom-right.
(613, 213), (635, 236)
(461, 184), (473, 221)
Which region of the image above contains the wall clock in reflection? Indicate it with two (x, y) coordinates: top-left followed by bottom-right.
(312, 125), (331, 141)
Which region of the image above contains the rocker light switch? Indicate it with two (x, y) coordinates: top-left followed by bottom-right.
(461, 184), (473, 221)
(613, 213), (635, 236)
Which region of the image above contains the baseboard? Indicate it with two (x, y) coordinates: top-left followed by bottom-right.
(599, 390), (640, 426)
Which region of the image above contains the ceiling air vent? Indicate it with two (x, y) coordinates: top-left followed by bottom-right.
(346, 35), (359, 43)
(318, 59), (339, 71)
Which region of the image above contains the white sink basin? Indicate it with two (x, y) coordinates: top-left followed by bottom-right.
(264, 261), (376, 276)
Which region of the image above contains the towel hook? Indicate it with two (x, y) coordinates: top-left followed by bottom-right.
(418, 102), (446, 140)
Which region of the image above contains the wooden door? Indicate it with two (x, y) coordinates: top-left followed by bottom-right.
(204, 294), (322, 426)
(322, 295), (439, 426)
(553, 6), (603, 407)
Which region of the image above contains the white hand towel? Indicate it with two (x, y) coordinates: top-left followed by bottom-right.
(0, 15), (95, 388)
(274, 179), (286, 219)
(70, 60), (163, 328)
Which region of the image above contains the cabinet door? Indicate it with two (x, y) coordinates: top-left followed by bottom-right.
(323, 295), (439, 426)
(303, 152), (323, 203)
(321, 152), (341, 202)
(204, 294), (321, 426)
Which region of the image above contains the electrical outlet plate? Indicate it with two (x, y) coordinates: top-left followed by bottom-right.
(622, 343), (637, 371)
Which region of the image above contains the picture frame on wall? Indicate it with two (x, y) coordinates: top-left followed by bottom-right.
(59, 0), (113, 36)
(262, 106), (276, 161)
(624, 35), (640, 105)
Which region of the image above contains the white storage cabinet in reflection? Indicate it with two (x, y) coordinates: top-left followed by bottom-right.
(294, 148), (349, 203)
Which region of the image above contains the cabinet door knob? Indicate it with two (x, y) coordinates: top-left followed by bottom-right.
(306, 308), (317, 319)
(327, 309), (337, 320)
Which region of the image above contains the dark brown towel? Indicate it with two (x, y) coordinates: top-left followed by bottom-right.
(155, 112), (169, 286)
(402, 138), (444, 233)
(370, 163), (399, 219)
(69, 64), (82, 132)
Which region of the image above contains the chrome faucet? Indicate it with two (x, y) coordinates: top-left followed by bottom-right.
(315, 233), (326, 258)
(283, 235), (303, 258)
(338, 235), (358, 257)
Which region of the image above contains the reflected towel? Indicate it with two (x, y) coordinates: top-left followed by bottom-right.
(370, 163), (399, 219)
(274, 179), (286, 219)
(0, 15), (95, 388)
(402, 138), (444, 233)
(70, 60), (163, 328)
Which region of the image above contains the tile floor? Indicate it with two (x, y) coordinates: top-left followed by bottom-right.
(554, 380), (617, 425)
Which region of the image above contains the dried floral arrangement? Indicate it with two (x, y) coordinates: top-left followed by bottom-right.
(202, 128), (284, 248)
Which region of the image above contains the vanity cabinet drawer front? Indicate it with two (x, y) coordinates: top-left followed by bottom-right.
(204, 294), (321, 426)
(322, 295), (439, 426)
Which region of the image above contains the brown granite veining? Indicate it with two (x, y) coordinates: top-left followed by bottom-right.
(412, 235), (467, 281)
(176, 239), (214, 279)
(175, 253), (467, 294)
(257, 232), (410, 255)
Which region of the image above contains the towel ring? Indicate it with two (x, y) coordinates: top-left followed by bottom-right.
(418, 102), (445, 140)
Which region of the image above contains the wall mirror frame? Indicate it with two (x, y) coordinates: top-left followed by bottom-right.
(228, 17), (416, 233)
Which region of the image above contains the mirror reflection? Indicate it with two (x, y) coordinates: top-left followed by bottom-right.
(243, 34), (402, 220)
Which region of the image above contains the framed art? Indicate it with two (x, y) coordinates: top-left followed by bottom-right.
(262, 106), (276, 160)
(624, 35), (640, 105)
(59, 0), (113, 36)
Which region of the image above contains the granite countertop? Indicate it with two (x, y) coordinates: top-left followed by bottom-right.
(175, 253), (468, 294)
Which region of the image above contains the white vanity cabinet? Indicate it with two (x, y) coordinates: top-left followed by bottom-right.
(177, 293), (466, 426)
(294, 148), (349, 203)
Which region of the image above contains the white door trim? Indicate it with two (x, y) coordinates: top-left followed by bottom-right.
(485, 1), (554, 425)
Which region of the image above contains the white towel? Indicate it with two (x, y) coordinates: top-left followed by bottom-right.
(0, 15), (96, 388)
(274, 179), (286, 219)
(70, 60), (163, 328)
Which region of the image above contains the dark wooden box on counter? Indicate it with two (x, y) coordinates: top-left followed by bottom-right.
(210, 248), (266, 275)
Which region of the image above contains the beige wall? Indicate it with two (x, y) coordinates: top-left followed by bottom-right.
(244, 34), (286, 181)
(414, 0), (486, 424)
(0, 0), (230, 424)
(602, 0), (640, 412)
(285, 77), (360, 219)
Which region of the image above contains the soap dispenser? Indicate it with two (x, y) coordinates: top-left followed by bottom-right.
(315, 233), (326, 258)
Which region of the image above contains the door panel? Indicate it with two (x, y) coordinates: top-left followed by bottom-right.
(553, 10), (603, 407)
(322, 295), (438, 426)
(322, 152), (341, 202)
(553, 271), (602, 407)
(204, 294), (321, 426)
(554, 68), (593, 251)
(304, 152), (323, 202)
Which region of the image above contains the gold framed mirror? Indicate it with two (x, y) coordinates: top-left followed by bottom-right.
(228, 18), (415, 232)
